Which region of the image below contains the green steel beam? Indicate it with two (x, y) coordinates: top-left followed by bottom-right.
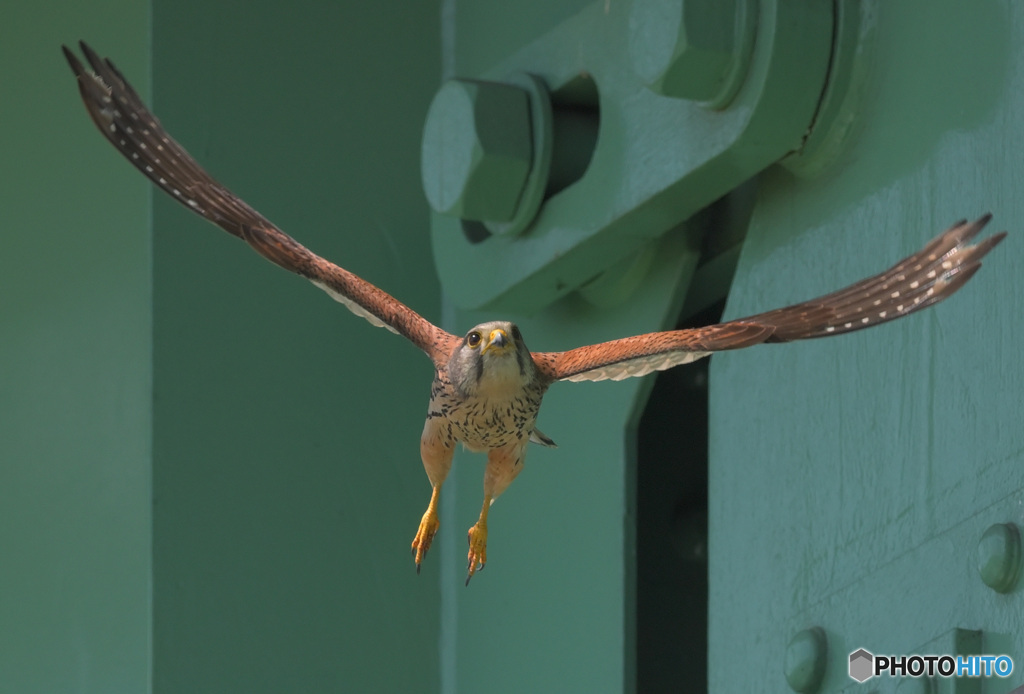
(149, 2), (444, 691)
(0, 5), (152, 693)
(710, 1), (1023, 691)
(427, 0), (832, 314)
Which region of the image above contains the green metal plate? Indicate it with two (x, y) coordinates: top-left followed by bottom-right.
(429, 0), (833, 313)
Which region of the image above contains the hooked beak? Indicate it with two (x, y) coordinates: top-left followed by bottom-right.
(480, 329), (511, 355)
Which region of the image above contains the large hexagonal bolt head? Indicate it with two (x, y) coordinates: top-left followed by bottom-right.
(421, 78), (534, 222)
(628, 0), (756, 106)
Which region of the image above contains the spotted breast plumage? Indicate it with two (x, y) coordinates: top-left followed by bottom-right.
(64, 42), (1007, 584)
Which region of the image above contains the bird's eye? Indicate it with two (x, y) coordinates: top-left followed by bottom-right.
(510, 325), (522, 341)
(467, 331), (482, 347)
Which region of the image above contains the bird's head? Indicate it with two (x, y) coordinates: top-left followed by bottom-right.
(448, 320), (534, 396)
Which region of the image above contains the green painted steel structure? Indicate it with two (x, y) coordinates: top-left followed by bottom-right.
(2, 1), (1021, 693)
(1, 4), (152, 693)
(710, 2), (1024, 692)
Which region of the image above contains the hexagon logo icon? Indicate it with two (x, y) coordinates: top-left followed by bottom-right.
(849, 648), (874, 683)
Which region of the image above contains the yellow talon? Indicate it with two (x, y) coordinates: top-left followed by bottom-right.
(465, 495), (492, 585)
(412, 486), (441, 572)
(466, 521), (488, 584)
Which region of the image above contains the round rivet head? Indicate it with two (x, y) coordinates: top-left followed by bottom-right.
(784, 626), (827, 693)
(977, 522), (1022, 593)
(421, 78), (533, 223)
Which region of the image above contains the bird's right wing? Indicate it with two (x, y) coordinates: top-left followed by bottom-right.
(533, 216), (1006, 383)
(64, 42), (459, 365)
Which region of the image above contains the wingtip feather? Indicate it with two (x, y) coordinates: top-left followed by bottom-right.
(974, 229), (1008, 259)
(62, 43), (88, 80)
(78, 40), (103, 72)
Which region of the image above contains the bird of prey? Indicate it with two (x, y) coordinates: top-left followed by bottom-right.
(64, 42), (1006, 585)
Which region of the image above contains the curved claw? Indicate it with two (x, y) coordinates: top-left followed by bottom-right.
(411, 505), (440, 573)
(465, 522), (488, 585)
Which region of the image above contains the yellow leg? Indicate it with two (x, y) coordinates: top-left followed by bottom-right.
(411, 484), (441, 573)
(414, 418), (453, 573)
(466, 494), (492, 585)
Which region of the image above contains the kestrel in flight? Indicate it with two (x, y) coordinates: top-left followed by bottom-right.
(64, 43), (1006, 584)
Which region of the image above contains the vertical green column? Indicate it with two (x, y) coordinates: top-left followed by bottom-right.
(436, 2), (704, 690)
(443, 229), (699, 692)
(0, 4), (152, 693)
(151, 2), (443, 691)
(709, 2), (1023, 691)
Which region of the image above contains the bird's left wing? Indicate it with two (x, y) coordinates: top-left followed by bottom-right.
(64, 42), (459, 365)
(533, 216), (1005, 383)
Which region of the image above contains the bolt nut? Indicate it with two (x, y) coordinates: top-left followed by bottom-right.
(977, 522), (1022, 593)
(628, 0), (755, 106)
(421, 79), (533, 222)
(784, 626), (827, 693)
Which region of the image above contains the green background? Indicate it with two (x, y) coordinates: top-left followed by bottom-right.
(2, 1), (1021, 693)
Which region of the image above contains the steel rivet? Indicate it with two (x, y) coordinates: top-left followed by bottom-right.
(784, 626), (827, 693)
(977, 522), (1022, 593)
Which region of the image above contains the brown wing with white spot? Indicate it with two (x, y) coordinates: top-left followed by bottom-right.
(64, 42), (458, 365)
(533, 216), (1005, 383)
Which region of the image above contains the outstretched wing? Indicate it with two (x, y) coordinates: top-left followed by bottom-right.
(64, 42), (458, 365)
(533, 216), (1006, 383)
